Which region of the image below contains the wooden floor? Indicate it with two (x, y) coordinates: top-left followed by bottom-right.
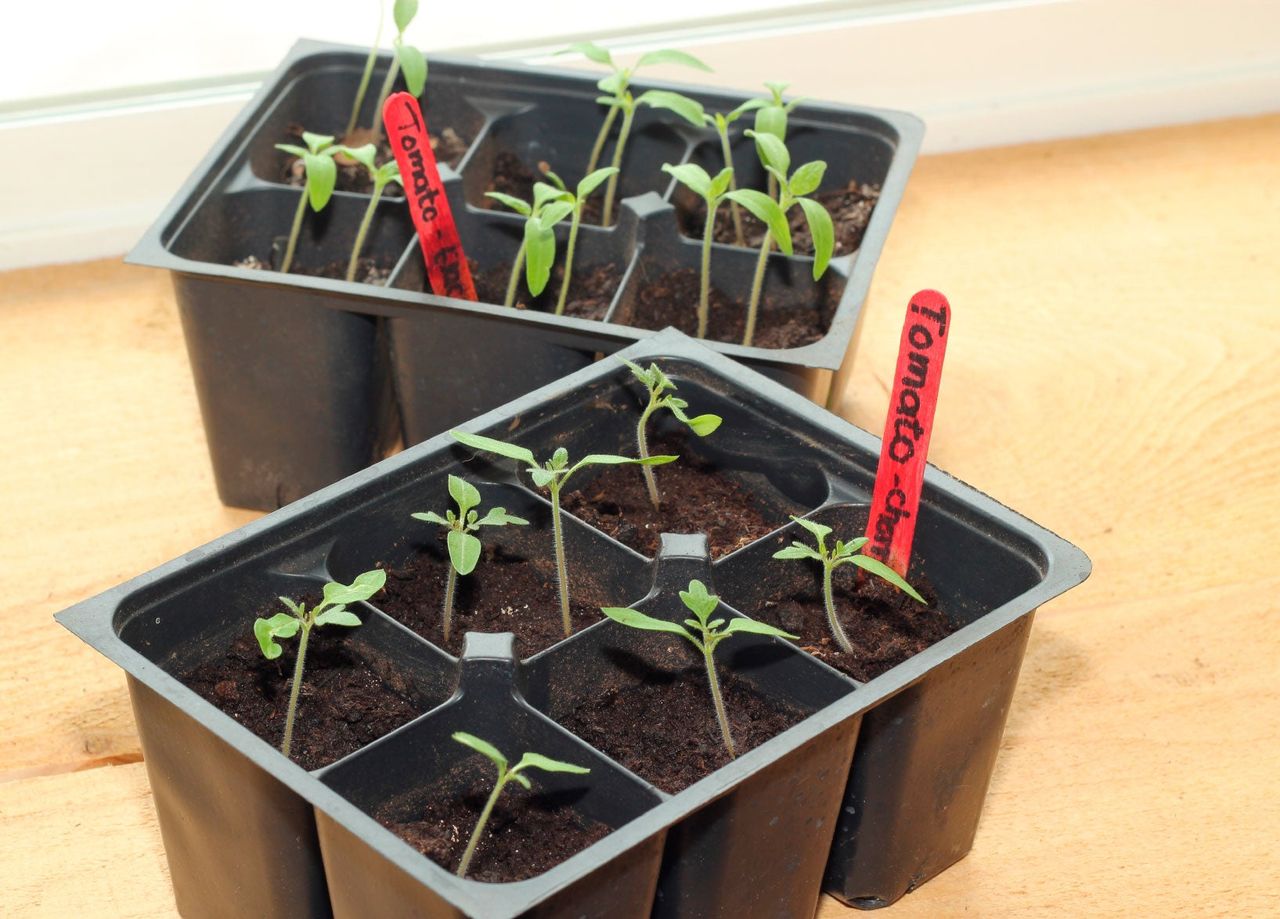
(2, 113), (1277, 916)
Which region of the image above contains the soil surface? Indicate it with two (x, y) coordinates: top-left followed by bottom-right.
(621, 267), (836, 349)
(233, 254), (394, 286)
(679, 180), (881, 256)
(377, 760), (610, 882)
(464, 259), (619, 320)
(557, 641), (807, 794)
(482, 152), (606, 225)
(562, 433), (793, 557)
(181, 619), (429, 772)
(279, 115), (475, 194)
(755, 564), (954, 682)
(373, 542), (624, 657)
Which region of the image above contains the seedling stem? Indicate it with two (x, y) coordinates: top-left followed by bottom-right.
(342, 144), (404, 282)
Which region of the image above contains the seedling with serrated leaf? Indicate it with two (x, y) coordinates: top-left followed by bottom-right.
(601, 579), (795, 758)
(559, 42), (711, 226)
(369, 0), (428, 146)
(661, 163), (735, 337)
(273, 132), (341, 274)
(704, 83), (803, 245)
(724, 130), (835, 347)
(772, 516), (924, 653)
(539, 166), (618, 314)
(341, 143), (404, 282)
(451, 732), (590, 878)
(451, 430), (675, 637)
(411, 475), (528, 643)
(486, 183), (575, 307)
(253, 569), (386, 758)
(623, 359), (722, 509)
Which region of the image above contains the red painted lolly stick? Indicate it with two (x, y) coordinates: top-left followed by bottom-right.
(864, 290), (951, 576)
(382, 91), (477, 301)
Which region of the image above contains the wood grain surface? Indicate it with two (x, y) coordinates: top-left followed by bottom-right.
(2, 113), (1276, 916)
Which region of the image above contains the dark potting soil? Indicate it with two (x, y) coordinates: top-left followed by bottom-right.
(557, 641), (807, 794)
(377, 760), (609, 883)
(621, 267), (836, 349)
(678, 179), (881, 256)
(233, 254), (394, 286)
(755, 563), (954, 683)
(465, 259), (620, 321)
(279, 112), (477, 193)
(181, 622), (429, 772)
(373, 543), (619, 657)
(562, 434), (792, 558)
(482, 152), (607, 226)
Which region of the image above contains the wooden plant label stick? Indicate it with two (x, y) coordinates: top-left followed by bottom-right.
(382, 91), (477, 301)
(864, 290), (951, 576)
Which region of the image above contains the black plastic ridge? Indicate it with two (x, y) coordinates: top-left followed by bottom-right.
(55, 329), (1090, 916)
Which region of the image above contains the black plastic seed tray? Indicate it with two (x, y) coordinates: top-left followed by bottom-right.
(127, 39), (923, 510)
(56, 329), (1088, 916)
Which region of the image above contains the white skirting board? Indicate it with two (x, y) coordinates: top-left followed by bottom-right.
(2, 0), (1277, 270)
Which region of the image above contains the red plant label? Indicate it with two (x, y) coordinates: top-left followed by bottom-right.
(382, 91), (477, 301)
(864, 289), (951, 576)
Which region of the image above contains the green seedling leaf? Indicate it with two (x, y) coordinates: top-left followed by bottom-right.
(755, 105), (787, 141)
(678, 579), (719, 620)
(485, 192), (532, 216)
(667, 402), (722, 436)
(539, 199), (575, 229)
(453, 731), (507, 770)
(514, 753), (592, 775)
(574, 453), (677, 471)
(411, 510), (449, 526)
(791, 515), (833, 543)
(847, 555), (927, 603)
(448, 474), (481, 517)
(562, 41), (613, 65)
(725, 189), (793, 255)
(773, 543), (823, 561)
(533, 181), (569, 211)
(275, 143), (307, 158)
(301, 131), (335, 154)
(528, 468), (556, 488)
(322, 569), (386, 606)
(789, 160), (827, 198)
(746, 129), (790, 176)
(314, 608), (363, 628)
(397, 43), (428, 96)
(576, 166), (618, 199)
(523, 218), (556, 296)
(722, 617), (797, 639)
(708, 166), (734, 200)
(341, 142), (378, 171)
(797, 196), (834, 279)
(279, 596), (305, 617)
(451, 430), (537, 466)
(601, 606), (692, 637)
(635, 49), (712, 71)
(509, 772), (532, 789)
(727, 97), (768, 121)
(474, 507), (529, 527)
(596, 74), (625, 97)
(662, 162), (712, 198)
(447, 529), (483, 576)
(254, 612), (300, 660)
(303, 153), (337, 211)
(393, 0), (418, 32)
(636, 89), (705, 127)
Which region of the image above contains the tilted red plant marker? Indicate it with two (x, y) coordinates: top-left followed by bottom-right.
(383, 91), (477, 301)
(864, 289), (951, 575)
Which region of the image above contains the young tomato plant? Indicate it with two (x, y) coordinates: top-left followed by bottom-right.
(369, 0), (428, 146)
(561, 41), (710, 226)
(661, 163), (734, 337)
(411, 475), (528, 643)
(622, 359), (722, 509)
(486, 183), (575, 307)
(773, 516), (924, 653)
(601, 579), (795, 758)
(703, 83), (800, 245)
(254, 569), (386, 758)
(340, 143), (404, 282)
(725, 130), (835, 347)
(539, 166), (618, 315)
(451, 732), (590, 878)
(273, 132), (341, 274)
(450, 430), (675, 637)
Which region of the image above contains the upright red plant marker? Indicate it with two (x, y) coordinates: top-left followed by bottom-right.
(864, 290), (951, 576)
(382, 91), (477, 301)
